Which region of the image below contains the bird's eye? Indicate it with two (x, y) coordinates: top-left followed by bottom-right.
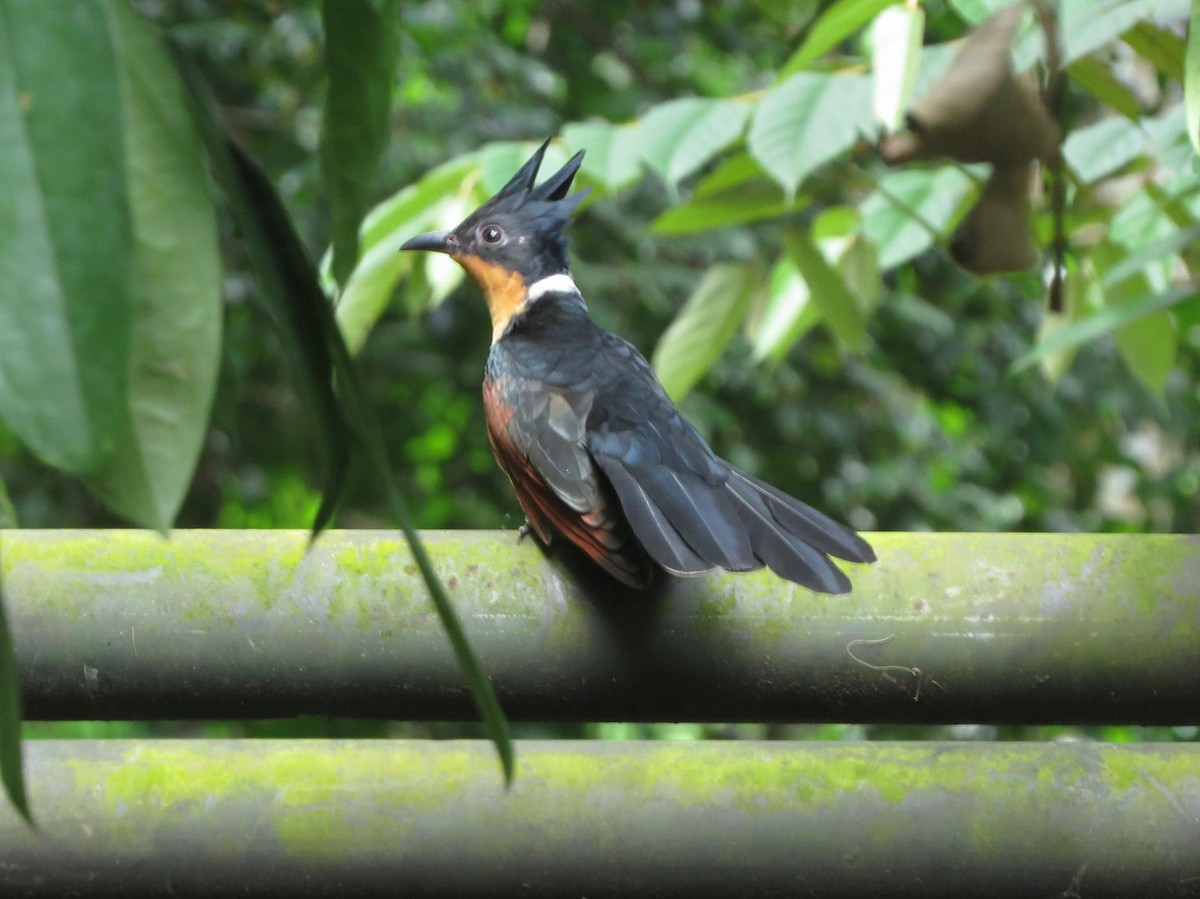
(480, 224), (505, 244)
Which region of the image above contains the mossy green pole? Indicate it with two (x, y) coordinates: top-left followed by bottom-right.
(4, 530), (1199, 723)
(0, 739), (1197, 897)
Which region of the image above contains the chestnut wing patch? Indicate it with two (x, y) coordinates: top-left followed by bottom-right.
(483, 375), (650, 587)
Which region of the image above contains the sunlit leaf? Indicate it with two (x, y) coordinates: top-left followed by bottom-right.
(0, 2), (132, 473)
(692, 152), (767, 197)
(947, 0), (1019, 23)
(651, 182), (799, 234)
(321, 0), (398, 289)
(860, 166), (975, 269)
(562, 120), (642, 190)
(871, 4), (924, 132)
(1012, 283), (1193, 372)
(780, 0), (893, 76)
(637, 97), (750, 186)
(1062, 116), (1146, 184)
(837, 234), (881, 314)
(1066, 57), (1143, 120)
(86, 1), (222, 532)
(653, 262), (762, 399)
(1060, 0), (1165, 64)
(1101, 222), (1200, 288)
(750, 254), (820, 364)
(1122, 20), (1185, 82)
(749, 71), (871, 197)
(1187, 0), (1200, 154)
(785, 227), (868, 350)
(333, 155), (477, 352)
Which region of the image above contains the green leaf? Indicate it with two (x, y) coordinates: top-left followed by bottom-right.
(652, 262), (762, 399)
(562, 120), (642, 190)
(750, 254), (820, 364)
(0, 2), (133, 473)
(333, 154), (477, 352)
(1096, 243), (1179, 394)
(1188, 0), (1200, 155)
(0, 476), (14, 529)
(1060, 0), (1165, 64)
(1114, 302), (1176, 394)
(172, 47), (350, 537)
(871, 3), (924, 132)
(947, 0), (1020, 23)
(780, 0), (894, 76)
(1066, 57), (1143, 120)
(211, 132), (517, 786)
(860, 166), (975, 269)
(85, 1), (222, 531)
(749, 71), (871, 197)
(0, 548), (30, 824)
(1100, 222), (1200, 289)
(1062, 116), (1146, 184)
(651, 181), (799, 234)
(176, 54), (514, 781)
(1011, 283), (1193, 372)
(692, 152), (766, 197)
(320, 0), (398, 289)
(637, 97), (750, 186)
(1122, 20), (1186, 82)
(785, 227), (868, 350)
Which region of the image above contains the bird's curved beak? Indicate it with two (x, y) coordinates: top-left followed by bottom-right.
(400, 229), (454, 254)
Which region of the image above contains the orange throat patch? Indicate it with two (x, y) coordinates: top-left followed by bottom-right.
(455, 255), (528, 343)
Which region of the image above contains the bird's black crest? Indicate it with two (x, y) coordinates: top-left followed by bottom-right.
(481, 138), (590, 224)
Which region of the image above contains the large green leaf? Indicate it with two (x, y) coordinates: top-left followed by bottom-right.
(333, 154), (477, 352)
(785, 227), (868, 350)
(1187, 0), (1200, 154)
(749, 72), (871, 197)
(871, 3), (924, 132)
(1066, 57), (1143, 120)
(0, 2), (132, 473)
(652, 262), (762, 399)
(780, 0), (894, 76)
(637, 97), (750, 186)
(1122, 20), (1186, 82)
(750, 254), (820, 364)
(561, 120), (642, 191)
(1062, 116), (1146, 184)
(860, 166), (975, 269)
(84, 1), (222, 531)
(320, 0), (398, 289)
(1012, 283), (1193, 372)
(1060, 0), (1171, 64)
(651, 182), (799, 234)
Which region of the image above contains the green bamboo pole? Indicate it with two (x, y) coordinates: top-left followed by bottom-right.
(3, 530), (1198, 723)
(0, 739), (1196, 897)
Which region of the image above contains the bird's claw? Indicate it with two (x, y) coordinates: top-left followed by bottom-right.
(516, 522), (533, 543)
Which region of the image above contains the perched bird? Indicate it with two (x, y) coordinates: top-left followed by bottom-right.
(401, 140), (875, 593)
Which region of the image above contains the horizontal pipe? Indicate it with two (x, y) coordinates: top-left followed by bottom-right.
(3, 530), (1199, 723)
(1, 739), (1198, 897)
